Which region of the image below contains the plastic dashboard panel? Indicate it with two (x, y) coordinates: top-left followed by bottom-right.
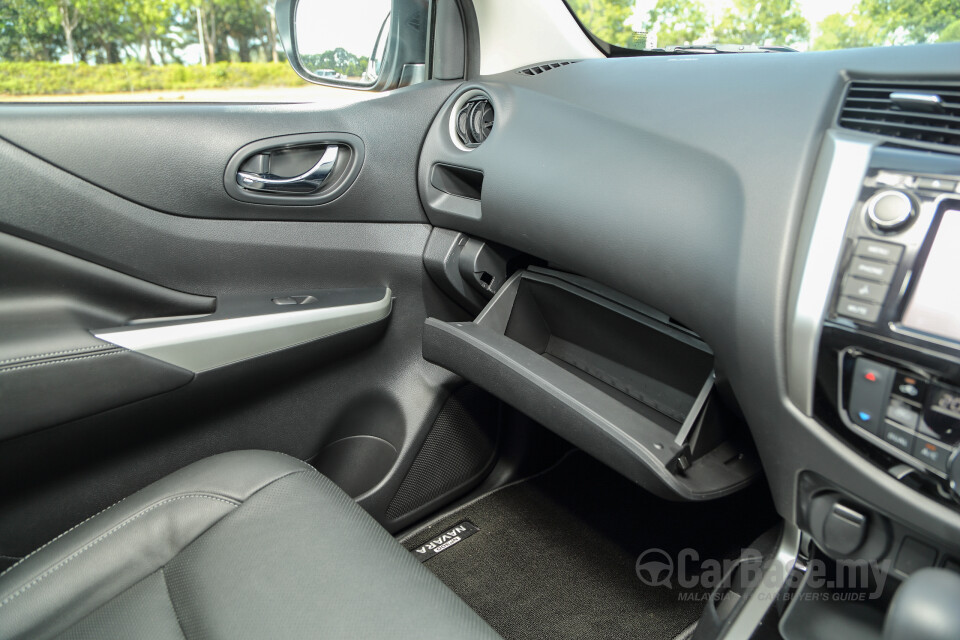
(417, 44), (960, 546)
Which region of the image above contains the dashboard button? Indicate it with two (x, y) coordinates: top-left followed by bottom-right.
(866, 190), (916, 231)
(912, 438), (950, 473)
(849, 257), (897, 283)
(854, 239), (904, 263)
(837, 297), (882, 323)
(881, 423), (915, 452)
(887, 399), (920, 429)
(849, 359), (895, 434)
(930, 385), (960, 416)
(892, 372), (926, 402)
(875, 172), (910, 188)
(917, 177), (958, 192)
(841, 277), (889, 304)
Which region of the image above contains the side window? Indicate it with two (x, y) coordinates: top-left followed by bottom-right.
(0, 0), (373, 103)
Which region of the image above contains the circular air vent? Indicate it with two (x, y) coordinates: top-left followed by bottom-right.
(451, 92), (494, 150)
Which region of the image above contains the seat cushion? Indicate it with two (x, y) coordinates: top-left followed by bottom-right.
(0, 450), (501, 640)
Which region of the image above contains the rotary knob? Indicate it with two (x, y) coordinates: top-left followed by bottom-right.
(949, 448), (960, 499)
(866, 190), (916, 232)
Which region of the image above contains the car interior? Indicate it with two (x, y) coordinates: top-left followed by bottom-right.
(1, 0), (960, 638)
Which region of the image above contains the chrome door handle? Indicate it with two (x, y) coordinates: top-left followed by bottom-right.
(236, 145), (339, 194)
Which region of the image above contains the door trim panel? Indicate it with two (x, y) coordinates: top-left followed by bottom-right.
(96, 288), (393, 373)
(0, 81), (457, 221)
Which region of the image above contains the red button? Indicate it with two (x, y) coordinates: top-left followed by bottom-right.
(865, 371), (877, 382)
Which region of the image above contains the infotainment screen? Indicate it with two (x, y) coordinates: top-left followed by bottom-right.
(902, 209), (960, 344)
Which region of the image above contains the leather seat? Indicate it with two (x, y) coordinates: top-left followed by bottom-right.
(0, 450), (501, 639)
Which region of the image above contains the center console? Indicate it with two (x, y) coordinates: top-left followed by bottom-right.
(689, 129), (960, 638)
(773, 140), (960, 640)
(815, 147), (960, 505)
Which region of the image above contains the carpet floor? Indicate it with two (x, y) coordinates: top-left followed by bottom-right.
(402, 452), (777, 640)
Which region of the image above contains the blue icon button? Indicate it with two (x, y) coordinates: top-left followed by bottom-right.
(858, 411), (872, 422)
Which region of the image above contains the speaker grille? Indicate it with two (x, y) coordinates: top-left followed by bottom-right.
(386, 385), (499, 520)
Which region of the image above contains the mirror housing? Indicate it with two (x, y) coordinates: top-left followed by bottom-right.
(276, 0), (428, 91)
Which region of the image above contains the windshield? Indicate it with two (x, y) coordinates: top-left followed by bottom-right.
(565, 0), (960, 52)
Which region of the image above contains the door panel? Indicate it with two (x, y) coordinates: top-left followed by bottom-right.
(0, 80), (473, 562)
(0, 233), (214, 439)
(0, 81), (455, 221)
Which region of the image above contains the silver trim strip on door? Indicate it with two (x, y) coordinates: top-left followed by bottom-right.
(96, 288), (392, 373)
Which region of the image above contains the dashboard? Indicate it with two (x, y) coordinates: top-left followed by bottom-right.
(416, 43), (960, 569)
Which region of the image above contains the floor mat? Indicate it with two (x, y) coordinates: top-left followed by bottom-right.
(402, 452), (777, 640)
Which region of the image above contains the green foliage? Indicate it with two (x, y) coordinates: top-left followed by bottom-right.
(119, 0), (177, 65)
(860, 0), (960, 44)
(941, 18), (960, 41)
(212, 0), (275, 62)
(0, 0), (281, 64)
(645, 0), (709, 47)
(714, 0), (810, 46)
(299, 48), (369, 78)
(0, 0), (63, 61)
(813, 12), (883, 50)
(0, 61), (307, 95)
(567, 0), (636, 47)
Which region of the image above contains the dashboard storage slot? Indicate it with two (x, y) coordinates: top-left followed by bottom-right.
(423, 267), (760, 500)
(430, 164), (483, 200)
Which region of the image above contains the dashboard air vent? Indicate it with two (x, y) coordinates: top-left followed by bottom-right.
(517, 61), (578, 76)
(839, 81), (960, 152)
(455, 97), (494, 148)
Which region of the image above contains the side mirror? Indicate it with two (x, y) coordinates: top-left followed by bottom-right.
(276, 0), (427, 91)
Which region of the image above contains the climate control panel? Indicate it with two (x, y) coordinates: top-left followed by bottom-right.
(843, 353), (960, 483)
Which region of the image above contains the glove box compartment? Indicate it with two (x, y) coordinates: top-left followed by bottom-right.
(422, 267), (759, 500)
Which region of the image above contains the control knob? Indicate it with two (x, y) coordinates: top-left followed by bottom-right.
(866, 190), (916, 232)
